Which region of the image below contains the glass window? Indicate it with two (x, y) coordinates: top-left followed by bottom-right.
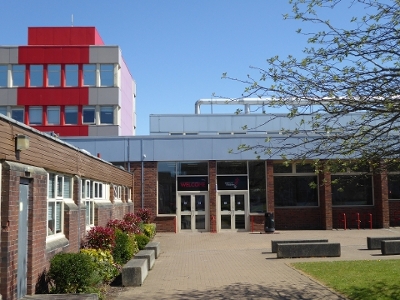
(64, 176), (72, 198)
(47, 106), (60, 125)
(274, 176), (318, 206)
(82, 106), (95, 124)
(12, 65), (25, 87)
(48, 65), (61, 87)
(29, 106), (42, 125)
(0, 65), (7, 87)
(273, 162), (318, 207)
(65, 64), (78, 87)
(389, 174), (400, 199)
(65, 106), (78, 125)
(11, 108), (24, 122)
(100, 106), (113, 124)
(249, 161), (266, 213)
(158, 162), (177, 214)
(0, 106), (7, 116)
(100, 64), (114, 86)
(217, 161), (247, 175)
(177, 162), (208, 175)
(83, 64), (96, 86)
(47, 173), (65, 237)
(332, 175), (373, 205)
(30, 65), (43, 87)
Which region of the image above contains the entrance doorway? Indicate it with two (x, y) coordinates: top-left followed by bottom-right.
(178, 193), (209, 232)
(218, 193), (247, 231)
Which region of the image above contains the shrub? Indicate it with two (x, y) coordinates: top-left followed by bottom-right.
(135, 208), (152, 224)
(142, 223), (156, 239)
(80, 248), (119, 284)
(48, 253), (101, 295)
(112, 229), (138, 265)
(135, 234), (150, 250)
(85, 226), (116, 251)
(107, 218), (141, 235)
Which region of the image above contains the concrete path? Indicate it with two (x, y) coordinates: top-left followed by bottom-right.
(115, 227), (400, 299)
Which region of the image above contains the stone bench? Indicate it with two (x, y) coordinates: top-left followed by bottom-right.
(121, 258), (148, 287)
(367, 237), (400, 250)
(381, 240), (400, 255)
(271, 239), (328, 253)
(144, 241), (161, 259)
(276, 242), (341, 258)
(134, 249), (155, 270)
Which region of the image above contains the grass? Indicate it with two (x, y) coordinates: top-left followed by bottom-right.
(292, 260), (400, 300)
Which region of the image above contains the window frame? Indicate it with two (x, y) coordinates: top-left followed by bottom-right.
(65, 106), (78, 125)
(30, 64), (43, 87)
(82, 106), (95, 124)
(11, 64), (25, 87)
(48, 64), (61, 87)
(47, 106), (60, 125)
(29, 106), (42, 125)
(100, 64), (114, 87)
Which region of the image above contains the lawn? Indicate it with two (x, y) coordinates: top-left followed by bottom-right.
(292, 260), (400, 300)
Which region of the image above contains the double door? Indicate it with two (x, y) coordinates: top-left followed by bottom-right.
(179, 193), (209, 232)
(219, 193), (247, 231)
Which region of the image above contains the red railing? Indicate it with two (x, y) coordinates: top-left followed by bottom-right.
(339, 213), (347, 230)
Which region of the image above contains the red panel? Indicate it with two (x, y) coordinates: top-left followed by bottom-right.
(32, 125), (89, 137)
(17, 88), (88, 106)
(28, 27), (102, 46)
(18, 47), (45, 64)
(43, 47), (63, 64)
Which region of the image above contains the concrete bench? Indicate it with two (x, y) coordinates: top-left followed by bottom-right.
(134, 249), (155, 270)
(381, 240), (400, 255)
(144, 241), (161, 259)
(276, 242), (341, 258)
(367, 237), (400, 250)
(271, 239), (328, 253)
(121, 258), (148, 287)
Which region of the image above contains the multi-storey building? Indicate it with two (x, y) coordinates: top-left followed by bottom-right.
(0, 26), (136, 137)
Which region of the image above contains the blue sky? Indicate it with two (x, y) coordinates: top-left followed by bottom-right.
(0, 1), (356, 135)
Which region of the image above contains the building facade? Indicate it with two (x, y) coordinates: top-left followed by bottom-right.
(0, 27), (136, 137)
(63, 104), (400, 234)
(0, 114), (134, 299)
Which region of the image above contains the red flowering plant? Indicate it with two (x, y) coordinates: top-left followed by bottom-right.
(135, 208), (152, 224)
(107, 217), (141, 235)
(84, 226), (116, 252)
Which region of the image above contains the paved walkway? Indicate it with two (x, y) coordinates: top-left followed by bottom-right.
(115, 227), (400, 299)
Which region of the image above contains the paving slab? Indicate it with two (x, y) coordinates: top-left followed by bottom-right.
(45, 228), (400, 300)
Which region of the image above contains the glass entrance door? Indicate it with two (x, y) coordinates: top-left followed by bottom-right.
(219, 193), (247, 231)
(179, 193), (208, 232)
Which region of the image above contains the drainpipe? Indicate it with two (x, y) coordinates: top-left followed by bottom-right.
(141, 139), (145, 209)
(74, 175), (82, 248)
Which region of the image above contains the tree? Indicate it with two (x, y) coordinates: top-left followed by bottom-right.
(224, 0), (400, 171)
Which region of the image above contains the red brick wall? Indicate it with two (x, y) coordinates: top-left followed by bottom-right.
(209, 161), (217, 233)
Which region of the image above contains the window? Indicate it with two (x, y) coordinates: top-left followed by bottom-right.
(11, 108), (24, 122)
(65, 64), (78, 87)
(83, 106), (95, 124)
(0, 65), (7, 87)
(158, 162), (177, 214)
(0, 106), (7, 116)
(94, 182), (104, 199)
(100, 64), (114, 86)
(30, 65), (43, 87)
(47, 173), (72, 237)
(249, 161), (266, 213)
(83, 64), (96, 86)
(100, 106), (114, 124)
(114, 185), (121, 200)
(48, 65), (61, 87)
(12, 65), (25, 87)
(217, 161), (248, 175)
(65, 106), (78, 125)
(29, 106), (42, 125)
(82, 179), (95, 226)
(332, 175), (373, 205)
(273, 162), (318, 207)
(389, 173), (400, 199)
(47, 106), (60, 125)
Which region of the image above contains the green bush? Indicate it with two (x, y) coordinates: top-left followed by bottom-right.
(48, 252), (102, 295)
(113, 229), (138, 265)
(80, 248), (119, 284)
(142, 223), (156, 239)
(135, 234), (150, 250)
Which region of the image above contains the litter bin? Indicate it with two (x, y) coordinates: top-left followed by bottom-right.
(264, 212), (275, 233)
